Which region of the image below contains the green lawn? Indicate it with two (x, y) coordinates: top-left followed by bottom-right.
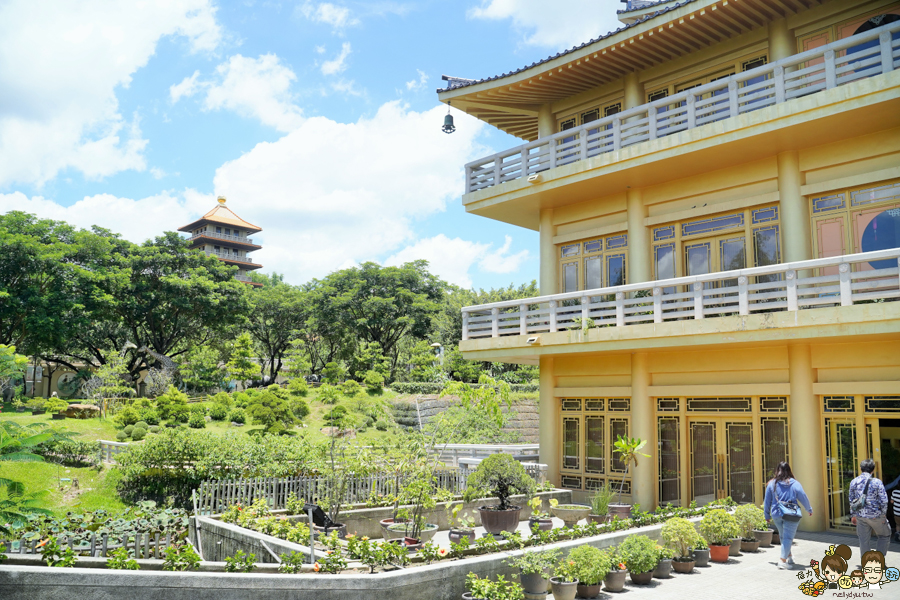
(0, 461), (126, 516)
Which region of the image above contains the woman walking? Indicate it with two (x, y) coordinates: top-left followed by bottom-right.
(764, 462), (814, 569)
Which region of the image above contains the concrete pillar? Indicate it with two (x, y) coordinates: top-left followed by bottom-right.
(538, 104), (555, 138)
(540, 208), (557, 295)
(538, 356), (559, 486)
(624, 72), (645, 110)
(626, 188), (651, 283)
(788, 344), (826, 532)
(768, 18), (795, 62)
(630, 352), (654, 510)
(777, 151), (812, 263)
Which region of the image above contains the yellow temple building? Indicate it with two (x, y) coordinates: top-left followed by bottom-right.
(439, 0), (900, 532)
(178, 197), (264, 286)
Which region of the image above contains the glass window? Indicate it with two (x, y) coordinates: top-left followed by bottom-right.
(658, 417), (681, 505)
(682, 213), (744, 237)
(751, 207), (778, 224)
(754, 225), (782, 284)
(585, 256), (602, 291)
(813, 194), (846, 213)
(761, 417), (790, 482)
(563, 262), (578, 293)
(563, 417), (580, 471)
(655, 243), (676, 295)
(610, 418), (629, 472)
(654, 226), (675, 241)
(685, 242), (711, 277)
(607, 234), (628, 249)
(606, 254), (626, 287)
(225, 228), (231, 235)
(584, 239), (602, 253)
(561, 243), (580, 258)
(216, 226), (222, 233)
(586, 417), (604, 473)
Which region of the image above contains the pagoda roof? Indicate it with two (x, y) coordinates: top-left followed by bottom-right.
(178, 199), (262, 233)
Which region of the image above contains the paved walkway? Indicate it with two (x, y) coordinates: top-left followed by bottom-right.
(570, 531), (900, 600)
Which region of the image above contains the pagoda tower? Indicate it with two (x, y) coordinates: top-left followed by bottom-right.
(178, 196), (263, 286)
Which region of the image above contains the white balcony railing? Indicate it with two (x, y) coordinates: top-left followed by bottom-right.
(461, 249), (900, 340)
(205, 250), (254, 264)
(234, 274), (253, 282)
(464, 21), (900, 194)
(192, 231), (255, 244)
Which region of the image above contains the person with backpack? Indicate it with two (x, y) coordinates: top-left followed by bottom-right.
(764, 461), (814, 569)
(849, 459), (890, 556)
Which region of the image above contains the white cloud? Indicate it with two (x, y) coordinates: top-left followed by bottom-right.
(150, 167), (167, 180)
(386, 234), (529, 288)
(170, 70), (201, 103)
(405, 69), (429, 91)
(182, 54), (304, 132)
(468, 0), (622, 50)
(0, 0), (222, 188)
(315, 45), (326, 54)
(330, 79), (363, 96)
(301, 2), (359, 29)
(321, 42), (351, 75)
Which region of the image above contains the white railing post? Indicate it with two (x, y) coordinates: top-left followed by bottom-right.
(493, 159), (502, 186)
(652, 287), (662, 324)
(521, 148), (529, 177)
(519, 303), (528, 335)
(612, 118), (622, 151)
(648, 105), (658, 140)
(786, 270), (798, 311)
(693, 283), (704, 319)
(686, 93), (696, 128)
(579, 130), (588, 161)
(462, 311), (469, 341)
(549, 300), (558, 332)
(728, 80), (739, 116)
(824, 50), (837, 89)
(581, 295), (590, 329)
(464, 165), (472, 194)
(881, 31), (894, 74)
(774, 66), (785, 104)
(615, 293), (625, 326)
(548, 140), (557, 170)
(491, 307), (499, 337)
(738, 276), (749, 316)
(839, 263), (852, 306)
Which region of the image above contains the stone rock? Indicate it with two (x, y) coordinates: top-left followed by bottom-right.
(66, 404), (100, 419)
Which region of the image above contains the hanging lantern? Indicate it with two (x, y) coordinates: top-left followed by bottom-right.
(442, 102), (456, 134)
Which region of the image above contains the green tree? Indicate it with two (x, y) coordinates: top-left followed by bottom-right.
(282, 340), (311, 380)
(246, 385), (296, 434)
(155, 386), (189, 422)
(0, 421), (55, 533)
(245, 276), (307, 380)
(321, 361), (345, 384)
(226, 333), (259, 385)
(0, 345), (28, 398)
(179, 345), (224, 392)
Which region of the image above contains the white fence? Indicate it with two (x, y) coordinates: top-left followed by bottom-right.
(430, 443), (541, 467)
(462, 249), (900, 340)
(99, 440), (129, 464)
(464, 21), (900, 194)
(0, 531), (178, 558)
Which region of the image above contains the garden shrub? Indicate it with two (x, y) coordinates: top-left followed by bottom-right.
(287, 378), (308, 397)
(188, 413), (206, 429)
(189, 403), (206, 416)
(321, 361), (345, 384)
(149, 426), (160, 434)
(363, 370), (384, 395)
(131, 427), (147, 441)
(364, 416), (375, 427)
(246, 387), (296, 434)
(138, 408), (160, 425)
(317, 383), (341, 405)
(155, 386), (189, 422)
(116, 431), (128, 442)
(114, 406), (141, 427)
(341, 380), (362, 398)
(39, 439), (100, 467)
(209, 403), (228, 421)
(134, 421), (149, 431)
(45, 397), (69, 413)
(211, 391), (233, 409)
(233, 392), (250, 408)
(375, 419), (388, 431)
(228, 408), (246, 424)
(290, 397), (310, 420)
(124, 425), (135, 437)
(390, 381), (539, 395)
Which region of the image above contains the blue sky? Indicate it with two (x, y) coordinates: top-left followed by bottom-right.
(0, 0), (625, 290)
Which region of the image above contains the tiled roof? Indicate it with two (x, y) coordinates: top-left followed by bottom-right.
(618, 0), (677, 14)
(438, 0), (698, 93)
(178, 201), (262, 233)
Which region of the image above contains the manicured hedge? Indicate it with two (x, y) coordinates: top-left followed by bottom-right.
(389, 382), (538, 395)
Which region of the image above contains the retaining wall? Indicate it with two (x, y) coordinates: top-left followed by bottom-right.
(392, 396), (539, 442)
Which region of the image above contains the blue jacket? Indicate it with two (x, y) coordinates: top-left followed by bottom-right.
(849, 473), (888, 519)
(764, 478), (812, 520)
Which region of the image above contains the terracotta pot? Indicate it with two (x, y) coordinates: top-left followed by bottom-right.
(740, 539), (760, 553)
(551, 504), (591, 527)
(728, 538), (742, 556)
(629, 570), (653, 585)
(477, 506), (521, 535)
(519, 571), (547, 595)
(672, 558), (695, 573)
(693, 548), (710, 567)
(549, 577), (578, 600)
(753, 529), (773, 547)
(653, 558), (673, 579)
(608, 504), (632, 521)
(448, 528), (476, 545)
(576, 583), (603, 598)
(589, 513), (611, 524)
(604, 569), (627, 592)
(528, 516), (553, 531)
(709, 544), (730, 563)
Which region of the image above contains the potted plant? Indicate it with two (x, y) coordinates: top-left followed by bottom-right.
(505, 549), (560, 595)
(618, 533), (659, 585)
(463, 573), (523, 600)
(770, 524), (780, 546)
(550, 498), (591, 528)
(27, 398), (46, 415)
(550, 558), (579, 600)
(12, 399), (25, 412)
(589, 479), (615, 523)
(660, 516), (702, 573)
(698, 509), (739, 563)
(604, 549), (628, 592)
(653, 543), (676, 578)
(693, 536), (710, 567)
(608, 436), (649, 520)
(527, 495), (553, 532)
(568, 545), (612, 599)
(463, 454), (535, 535)
(448, 503), (477, 545)
(734, 504), (766, 552)
(46, 396), (68, 420)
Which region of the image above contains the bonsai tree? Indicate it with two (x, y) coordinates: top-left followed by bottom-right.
(660, 516), (703, 560)
(618, 533), (659, 575)
(612, 435), (649, 505)
(567, 545), (613, 586)
(44, 397), (68, 414)
(698, 508), (740, 546)
(463, 453), (536, 511)
(733, 504), (767, 540)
